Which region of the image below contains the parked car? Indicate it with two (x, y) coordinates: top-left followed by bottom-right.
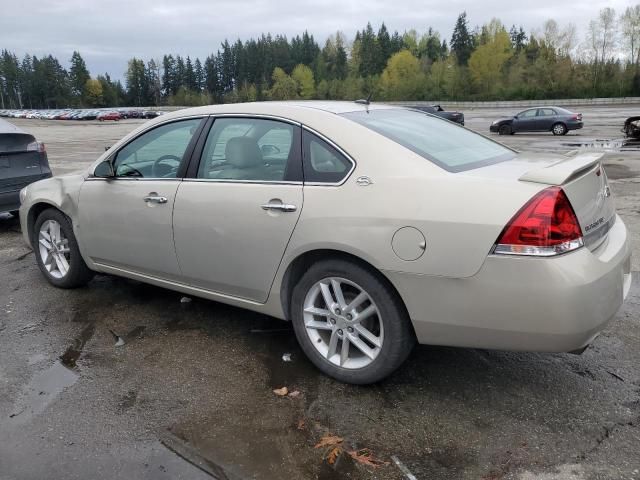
(0, 118), (51, 215)
(490, 107), (583, 135)
(19, 102), (631, 384)
(622, 116), (640, 139)
(410, 105), (465, 125)
(98, 111), (121, 121)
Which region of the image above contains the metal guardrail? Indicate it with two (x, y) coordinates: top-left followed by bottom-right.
(123, 97), (640, 111)
(389, 98), (640, 108)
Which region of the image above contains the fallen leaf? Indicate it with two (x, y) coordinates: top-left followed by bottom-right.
(347, 448), (389, 468)
(314, 434), (344, 449)
(273, 386), (288, 396)
(296, 418), (306, 430)
(288, 390), (301, 398)
(327, 446), (342, 465)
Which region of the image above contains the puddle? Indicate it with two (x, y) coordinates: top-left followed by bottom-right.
(603, 163), (634, 180)
(8, 323), (96, 424)
(561, 138), (640, 151)
(8, 361), (78, 425)
(59, 322), (95, 368)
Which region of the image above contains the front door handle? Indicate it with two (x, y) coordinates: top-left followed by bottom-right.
(261, 202), (297, 212)
(143, 193), (168, 204)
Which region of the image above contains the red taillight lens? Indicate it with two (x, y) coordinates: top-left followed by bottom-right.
(494, 187), (583, 256)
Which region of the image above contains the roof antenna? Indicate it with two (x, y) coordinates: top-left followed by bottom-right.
(354, 92), (373, 105)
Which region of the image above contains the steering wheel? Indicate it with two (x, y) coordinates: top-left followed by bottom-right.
(152, 155), (181, 178)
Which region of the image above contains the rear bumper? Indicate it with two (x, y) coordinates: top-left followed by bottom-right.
(1, 172), (52, 214)
(385, 215), (632, 352)
(568, 121), (584, 131)
(0, 189), (20, 213)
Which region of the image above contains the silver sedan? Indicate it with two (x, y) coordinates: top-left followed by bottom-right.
(19, 102), (632, 384)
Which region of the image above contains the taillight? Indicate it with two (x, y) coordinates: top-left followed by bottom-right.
(494, 186), (583, 256)
(573, 113), (582, 121)
(27, 141), (46, 153)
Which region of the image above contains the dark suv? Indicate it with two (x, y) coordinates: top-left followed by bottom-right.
(0, 119), (52, 215)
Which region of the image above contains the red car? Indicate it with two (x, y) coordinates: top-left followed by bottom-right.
(97, 111), (121, 122)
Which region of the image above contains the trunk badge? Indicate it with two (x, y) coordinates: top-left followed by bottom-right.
(356, 176), (373, 186)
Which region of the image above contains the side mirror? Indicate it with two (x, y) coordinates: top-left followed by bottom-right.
(93, 159), (115, 178)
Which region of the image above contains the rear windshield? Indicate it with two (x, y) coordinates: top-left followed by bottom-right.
(0, 133), (35, 153)
(342, 109), (515, 172)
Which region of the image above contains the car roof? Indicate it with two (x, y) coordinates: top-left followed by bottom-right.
(0, 117), (28, 135)
(166, 100), (399, 118)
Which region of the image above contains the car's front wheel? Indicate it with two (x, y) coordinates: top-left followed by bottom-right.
(499, 124), (512, 135)
(33, 208), (94, 288)
(291, 259), (415, 384)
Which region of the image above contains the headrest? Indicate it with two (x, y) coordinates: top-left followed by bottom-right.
(225, 137), (262, 168)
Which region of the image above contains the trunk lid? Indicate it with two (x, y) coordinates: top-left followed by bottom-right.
(466, 151), (616, 251)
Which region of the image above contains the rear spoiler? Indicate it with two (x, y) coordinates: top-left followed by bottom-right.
(519, 152), (604, 185)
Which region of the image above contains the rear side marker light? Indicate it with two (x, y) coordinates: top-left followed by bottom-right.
(494, 186), (583, 257)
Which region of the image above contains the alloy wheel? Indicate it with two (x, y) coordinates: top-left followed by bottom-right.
(303, 277), (384, 369)
(38, 219), (71, 279)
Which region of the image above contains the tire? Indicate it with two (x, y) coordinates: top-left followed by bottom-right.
(499, 124), (512, 135)
(552, 123), (567, 136)
(290, 259), (415, 384)
(33, 208), (94, 288)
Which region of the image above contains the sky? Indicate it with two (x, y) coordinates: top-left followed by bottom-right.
(0, 0), (634, 81)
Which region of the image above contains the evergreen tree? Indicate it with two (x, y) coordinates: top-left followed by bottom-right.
(194, 58), (204, 91)
(451, 12), (474, 65)
(69, 51), (90, 102)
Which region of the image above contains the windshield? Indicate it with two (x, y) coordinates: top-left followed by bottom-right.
(342, 109), (515, 172)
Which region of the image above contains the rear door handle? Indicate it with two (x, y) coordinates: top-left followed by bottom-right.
(143, 193), (168, 204)
(261, 202), (297, 212)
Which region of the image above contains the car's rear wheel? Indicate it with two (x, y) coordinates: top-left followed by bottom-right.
(552, 123), (567, 135)
(33, 208), (94, 288)
(499, 124), (512, 135)
(291, 259), (415, 384)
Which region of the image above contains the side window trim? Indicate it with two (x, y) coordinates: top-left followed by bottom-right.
(301, 125), (356, 186)
(185, 115), (304, 184)
(108, 116), (207, 180)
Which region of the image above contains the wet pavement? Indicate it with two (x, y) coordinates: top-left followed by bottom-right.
(1, 107), (640, 479)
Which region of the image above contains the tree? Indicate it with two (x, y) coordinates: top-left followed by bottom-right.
(291, 64), (315, 98)
(84, 78), (103, 106)
(621, 6), (640, 66)
(194, 58), (204, 91)
(451, 12), (475, 65)
(268, 67), (297, 100)
(586, 8), (618, 92)
(468, 19), (512, 96)
(379, 50), (425, 100)
(69, 51), (90, 103)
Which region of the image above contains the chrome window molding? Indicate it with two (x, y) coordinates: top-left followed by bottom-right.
(301, 125), (356, 187)
(209, 113), (302, 126)
(85, 177), (182, 182)
(183, 178), (302, 185)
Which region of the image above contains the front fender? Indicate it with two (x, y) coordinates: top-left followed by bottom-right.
(20, 174), (86, 250)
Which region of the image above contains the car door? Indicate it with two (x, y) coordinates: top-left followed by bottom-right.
(536, 108), (557, 131)
(512, 109), (538, 132)
(78, 117), (205, 281)
(172, 116), (303, 302)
